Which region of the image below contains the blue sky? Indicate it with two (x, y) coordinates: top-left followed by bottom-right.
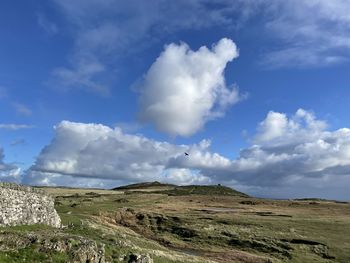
(1, 0), (350, 200)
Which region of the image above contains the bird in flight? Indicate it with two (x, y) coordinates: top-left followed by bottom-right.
(184, 152), (189, 156)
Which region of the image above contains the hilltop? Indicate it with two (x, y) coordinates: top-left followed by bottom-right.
(113, 182), (248, 197)
(113, 181), (175, 190)
(157, 184), (248, 197)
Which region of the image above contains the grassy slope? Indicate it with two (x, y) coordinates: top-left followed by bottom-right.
(0, 186), (349, 263)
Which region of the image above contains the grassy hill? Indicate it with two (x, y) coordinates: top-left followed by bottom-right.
(157, 184), (249, 197)
(113, 182), (248, 197)
(113, 181), (175, 190)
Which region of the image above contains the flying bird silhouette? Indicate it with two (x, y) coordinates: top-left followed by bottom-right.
(184, 152), (189, 156)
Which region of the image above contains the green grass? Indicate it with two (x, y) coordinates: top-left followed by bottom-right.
(0, 247), (68, 263)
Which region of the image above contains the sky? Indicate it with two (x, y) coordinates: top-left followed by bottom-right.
(1, 0), (350, 200)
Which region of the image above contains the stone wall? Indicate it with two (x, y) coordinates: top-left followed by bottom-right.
(0, 183), (61, 228)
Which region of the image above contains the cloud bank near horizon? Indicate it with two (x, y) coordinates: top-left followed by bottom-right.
(24, 121), (211, 187)
(22, 109), (350, 200)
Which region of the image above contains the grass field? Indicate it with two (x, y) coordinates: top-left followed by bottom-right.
(1, 184), (349, 262)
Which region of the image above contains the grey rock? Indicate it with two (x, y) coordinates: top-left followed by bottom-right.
(128, 253), (153, 263)
(0, 231), (106, 263)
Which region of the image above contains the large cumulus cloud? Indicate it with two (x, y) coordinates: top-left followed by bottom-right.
(138, 38), (241, 136)
(228, 109), (350, 199)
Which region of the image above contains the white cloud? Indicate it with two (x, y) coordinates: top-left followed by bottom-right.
(163, 168), (211, 186)
(0, 148), (21, 183)
(168, 139), (231, 171)
(0, 124), (33, 130)
(138, 38), (241, 136)
(51, 59), (109, 95)
(254, 109), (327, 146)
(37, 13), (58, 35)
(10, 139), (26, 146)
(240, 110), (342, 174)
(255, 111), (288, 142)
(24, 170), (123, 189)
(26, 110), (350, 200)
(260, 0), (350, 68)
(12, 102), (32, 116)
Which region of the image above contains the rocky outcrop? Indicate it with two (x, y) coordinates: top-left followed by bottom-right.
(128, 253), (153, 263)
(0, 231), (105, 263)
(0, 183), (61, 228)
